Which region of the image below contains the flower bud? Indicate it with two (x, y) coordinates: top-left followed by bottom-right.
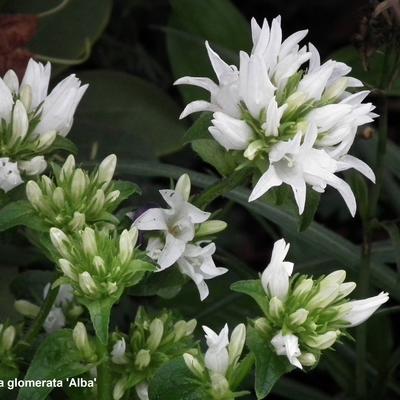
(11, 100), (29, 145)
(71, 169), (87, 199)
(78, 272), (98, 296)
(18, 156), (47, 176)
(196, 220), (227, 237)
(175, 174), (191, 201)
(254, 317), (270, 334)
(322, 270), (346, 285)
(88, 189), (105, 215)
(244, 139), (264, 160)
(26, 181), (44, 209)
(228, 323), (246, 368)
(93, 256), (106, 274)
(41, 175), (55, 194)
(298, 352), (317, 367)
(286, 91), (307, 111)
(293, 278), (313, 297)
(183, 353), (204, 379)
(269, 296), (284, 319)
(36, 131), (56, 151)
(105, 190), (120, 204)
(59, 258), (77, 281)
(15, 300), (40, 318)
(147, 318), (164, 351)
(289, 308), (309, 326)
(307, 283), (339, 310)
(4, 70), (19, 94)
(210, 373), (230, 397)
(111, 338), (128, 365)
(135, 349), (151, 369)
(19, 84), (32, 110)
(174, 319), (197, 342)
(113, 378), (127, 400)
(50, 228), (71, 258)
(304, 331), (337, 350)
(97, 154), (117, 184)
(136, 383), (149, 400)
(68, 211), (85, 231)
(337, 282), (356, 300)
(82, 228), (97, 256)
(323, 77), (348, 100)
(107, 282), (118, 295)
(60, 155), (75, 181)
(2, 326), (16, 351)
(52, 187), (65, 208)
(73, 322), (96, 361)
(119, 229), (134, 264)
(129, 227), (139, 247)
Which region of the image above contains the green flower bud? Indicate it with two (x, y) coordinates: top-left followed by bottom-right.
(82, 228), (97, 256)
(175, 174), (191, 201)
(337, 282), (356, 300)
(11, 100), (28, 145)
(307, 284), (339, 310)
(73, 322), (96, 361)
(293, 278), (313, 297)
(174, 319), (197, 342)
(78, 272), (98, 296)
(97, 154), (117, 185)
(68, 305), (84, 319)
(304, 331), (337, 350)
(88, 189), (105, 215)
(71, 169), (87, 199)
(196, 220), (227, 237)
(2, 326), (16, 351)
(59, 258), (77, 281)
(15, 300), (40, 318)
(244, 139), (264, 160)
(147, 318), (164, 351)
(26, 181), (44, 210)
(228, 323), (246, 368)
(269, 296), (284, 319)
(50, 228), (71, 258)
(298, 352), (317, 367)
(105, 190), (120, 204)
(68, 211), (85, 231)
(41, 175), (55, 195)
(113, 377), (127, 400)
(119, 229), (134, 264)
(289, 308), (309, 326)
(210, 373), (230, 397)
(60, 155), (76, 182)
(254, 317), (271, 334)
(135, 349), (151, 369)
(183, 353), (204, 379)
(52, 187), (65, 208)
(322, 270), (346, 285)
(36, 130), (56, 151)
(93, 256), (106, 274)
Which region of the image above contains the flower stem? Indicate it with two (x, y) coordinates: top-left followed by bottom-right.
(97, 350), (112, 400)
(15, 285), (59, 354)
(356, 95), (388, 398)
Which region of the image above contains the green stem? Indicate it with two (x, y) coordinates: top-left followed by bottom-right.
(356, 95), (388, 399)
(97, 350), (112, 400)
(15, 285), (59, 354)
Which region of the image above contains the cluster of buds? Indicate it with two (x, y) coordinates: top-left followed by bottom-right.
(111, 307), (197, 400)
(26, 154), (124, 232)
(183, 324), (247, 400)
(49, 226), (155, 301)
(0, 324), (18, 370)
(0, 59), (87, 193)
(15, 283), (83, 334)
(72, 322), (98, 363)
(133, 174), (228, 301)
(234, 238), (389, 369)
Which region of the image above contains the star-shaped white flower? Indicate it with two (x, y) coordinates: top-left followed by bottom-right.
(271, 330), (302, 369)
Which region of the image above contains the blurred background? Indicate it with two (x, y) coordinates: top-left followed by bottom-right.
(1, 0), (400, 399)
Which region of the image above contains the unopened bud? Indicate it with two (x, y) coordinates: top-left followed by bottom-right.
(82, 228), (97, 256)
(337, 282), (356, 300)
(73, 322), (96, 361)
(97, 154), (117, 184)
(269, 296), (284, 319)
(3, 70), (19, 94)
(111, 338), (128, 365)
(293, 278), (313, 297)
(19, 84), (32, 110)
(196, 220), (227, 237)
(286, 91), (307, 111)
(36, 131), (56, 151)
(2, 326), (16, 351)
(59, 258), (77, 281)
(78, 272), (98, 296)
(244, 139), (264, 160)
(307, 284), (339, 310)
(113, 377), (127, 400)
(135, 349), (151, 369)
(322, 270), (346, 285)
(298, 352), (317, 367)
(254, 317), (270, 334)
(289, 308), (309, 326)
(11, 100), (28, 145)
(52, 187), (65, 208)
(175, 174), (191, 201)
(18, 156), (47, 176)
(60, 155), (75, 181)
(183, 353), (204, 378)
(88, 189), (105, 215)
(93, 256), (106, 274)
(174, 319), (197, 342)
(50, 228), (71, 258)
(228, 323), (246, 368)
(119, 229), (134, 264)
(68, 211), (85, 231)
(210, 373), (230, 397)
(105, 190), (120, 204)
(304, 331), (337, 350)
(14, 300), (40, 318)
(71, 169), (87, 199)
(323, 77), (348, 100)
(41, 175), (55, 195)
(26, 181), (44, 209)
(147, 318), (164, 351)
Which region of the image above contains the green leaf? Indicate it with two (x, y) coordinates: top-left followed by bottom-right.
(381, 222), (400, 274)
(111, 180), (141, 206)
(148, 358), (209, 400)
(70, 70), (186, 161)
(167, 0), (251, 103)
(0, 364), (19, 400)
(45, 135), (78, 155)
(230, 280), (269, 316)
(183, 113), (213, 143)
(247, 326), (292, 399)
(17, 330), (96, 400)
(8, 0), (112, 72)
(192, 139), (238, 176)
(0, 200), (48, 232)
(299, 189), (320, 232)
(350, 173), (369, 222)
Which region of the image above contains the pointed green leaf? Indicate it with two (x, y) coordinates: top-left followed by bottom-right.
(231, 280), (269, 316)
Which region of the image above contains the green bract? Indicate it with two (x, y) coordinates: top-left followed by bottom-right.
(26, 154), (139, 232)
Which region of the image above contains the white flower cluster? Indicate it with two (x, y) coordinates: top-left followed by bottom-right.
(256, 238), (389, 369)
(0, 59), (87, 193)
(176, 16), (377, 216)
(133, 174), (228, 300)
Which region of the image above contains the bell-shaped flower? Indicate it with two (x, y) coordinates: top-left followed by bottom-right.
(261, 238), (293, 300)
(0, 158), (23, 192)
(271, 331), (302, 369)
(203, 324), (230, 375)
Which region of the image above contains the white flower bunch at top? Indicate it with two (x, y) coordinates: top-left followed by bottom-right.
(176, 16), (377, 216)
(133, 174), (228, 301)
(233, 238), (389, 369)
(0, 59), (88, 193)
(183, 324), (247, 400)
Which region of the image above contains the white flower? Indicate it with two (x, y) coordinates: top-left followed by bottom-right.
(343, 292), (389, 327)
(271, 331), (302, 369)
(175, 17), (376, 216)
(249, 124), (374, 215)
(135, 382), (149, 400)
(133, 175), (210, 269)
(18, 156), (47, 176)
(111, 338), (128, 364)
(0, 158), (23, 192)
(203, 324), (230, 375)
(177, 243), (227, 301)
(261, 238), (293, 300)
(43, 307), (66, 333)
